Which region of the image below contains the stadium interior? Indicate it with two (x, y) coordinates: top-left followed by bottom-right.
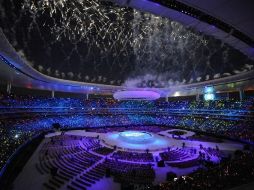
(0, 0), (254, 190)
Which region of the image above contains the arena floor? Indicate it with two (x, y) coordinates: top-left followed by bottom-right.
(13, 128), (245, 190)
(55, 129), (243, 152)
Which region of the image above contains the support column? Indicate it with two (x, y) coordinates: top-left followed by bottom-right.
(165, 95), (168, 102)
(239, 89), (244, 101)
(6, 82), (12, 94)
(196, 93), (199, 101)
(51, 90), (55, 98)
(86, 94), (89, 100)
(226, 92), (229, 100)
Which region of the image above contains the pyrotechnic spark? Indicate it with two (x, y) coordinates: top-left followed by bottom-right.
(0, 0), (253, 87)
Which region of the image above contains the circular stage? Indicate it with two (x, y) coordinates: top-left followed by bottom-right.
(101, 130), (171, 151)
(119, 131), (154, 144)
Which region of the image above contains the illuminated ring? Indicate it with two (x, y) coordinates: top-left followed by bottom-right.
(113, 90), (160, 100)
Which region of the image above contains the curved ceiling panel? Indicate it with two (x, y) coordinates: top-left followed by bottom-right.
(0, 0), (254, 97)
(123, 0), (254, 59)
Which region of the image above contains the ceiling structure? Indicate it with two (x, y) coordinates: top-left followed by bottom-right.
(120, 0), (254, 59)
(1, 28), (253, 97)
(177, 0), (254, 43)
(0, 0), (254, 97)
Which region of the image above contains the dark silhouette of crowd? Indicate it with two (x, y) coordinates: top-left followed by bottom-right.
(158, 150), (254, 190)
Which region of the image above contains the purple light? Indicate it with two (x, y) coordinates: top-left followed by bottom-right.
(113, 90), (160, 100)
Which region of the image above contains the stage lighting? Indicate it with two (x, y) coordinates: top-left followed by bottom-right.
(204, 86), (215, 101)
(204, 93), (215, 101)
(204, 86), (214, 94)
(119, 131), (154, 144)
(173, 91), (180, 97)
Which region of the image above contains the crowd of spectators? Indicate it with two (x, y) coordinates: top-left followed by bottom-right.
(1, 92), (253, 111)
(0, 92), (254, 171)
(158, 150), (254, 190)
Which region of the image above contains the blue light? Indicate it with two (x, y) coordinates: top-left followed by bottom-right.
(204, 93), (215, 101)
(204, 86), (215, 101)
(204, 86), (214, 94)
(14, 134), (19, 138)
(119, 131), (154, 144)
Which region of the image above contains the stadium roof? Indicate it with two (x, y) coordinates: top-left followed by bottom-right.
(116, 0), (254, 59)
(178, 0), (254, 42)
(0, 0), (254, 97)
